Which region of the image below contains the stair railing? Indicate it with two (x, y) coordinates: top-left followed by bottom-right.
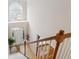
(9, 30), (71, 59)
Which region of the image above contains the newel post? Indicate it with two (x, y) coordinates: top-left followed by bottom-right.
(24, 40), (26, 56)
(24, 35), (29, 56)
(53, 30), (65, 59)
(36, 35), (40, 56)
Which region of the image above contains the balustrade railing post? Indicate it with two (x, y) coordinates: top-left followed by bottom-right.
(24, 34), (29, 56)
(53, 30), (65, 59)
(24, 40), (26, 56)
(36, 35), (40, 59)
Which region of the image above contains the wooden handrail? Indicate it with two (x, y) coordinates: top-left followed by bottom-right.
(9, 32), (71, 47)
(29, 32), (71, 44)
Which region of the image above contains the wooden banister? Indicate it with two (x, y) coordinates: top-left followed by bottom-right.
(29, 32), (71, 44)
(9, 32), (71, 48)
(9, 30), (71, 59)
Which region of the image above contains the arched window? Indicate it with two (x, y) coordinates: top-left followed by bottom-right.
(9, 2), (23, 21)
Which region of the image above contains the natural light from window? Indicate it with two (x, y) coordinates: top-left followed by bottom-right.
(9, 2), (24, 22)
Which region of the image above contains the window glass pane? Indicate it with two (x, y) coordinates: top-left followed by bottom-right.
(9, 2), (23, 21)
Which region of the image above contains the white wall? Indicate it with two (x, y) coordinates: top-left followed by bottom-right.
(27, 0), (71, 39)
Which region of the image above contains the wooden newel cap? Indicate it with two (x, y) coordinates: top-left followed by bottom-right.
(59, 30), (64, 35)
(56, 30), (65, 43)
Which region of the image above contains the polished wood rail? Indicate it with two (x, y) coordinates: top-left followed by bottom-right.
(9, 32), (71, 47)
(29, 32), (71, 44)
